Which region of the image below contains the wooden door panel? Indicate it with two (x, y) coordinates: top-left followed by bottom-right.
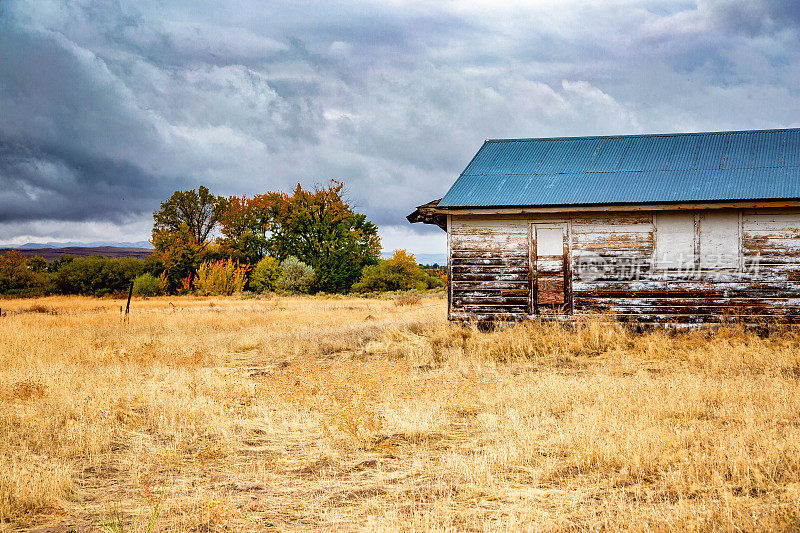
(538, 277), (565, 304)
(532, 224), (571, 312)
(536, 257), (563, 276)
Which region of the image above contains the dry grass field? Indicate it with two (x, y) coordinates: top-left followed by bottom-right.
(2, 294), (800, 531)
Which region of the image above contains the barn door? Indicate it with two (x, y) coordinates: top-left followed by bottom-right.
(531, 223), (571, 314)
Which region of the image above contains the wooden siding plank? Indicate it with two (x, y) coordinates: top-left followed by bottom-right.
(452, 265), (529, 273)
(452, 281), (530, 290)
(573, 278), (800, 291)
(451, 251), (529, 260)
(570, 220), (652, 233)
(743, 229), (800, 239)
(572, 232), (654, 251)
(451, 257), (528, 266)
(743, 236), (800, 256)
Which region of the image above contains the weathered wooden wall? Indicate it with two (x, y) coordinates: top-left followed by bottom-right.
(448, 208), (800, 323)
(449, 217), (530, 320)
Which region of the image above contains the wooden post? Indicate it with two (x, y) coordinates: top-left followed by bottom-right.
(124, 281), (134, 321)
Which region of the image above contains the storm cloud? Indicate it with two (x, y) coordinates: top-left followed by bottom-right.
(1, 0), (798, 253)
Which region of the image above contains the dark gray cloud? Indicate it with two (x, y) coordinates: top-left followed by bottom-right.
(1, 0), (798, 253)
(0, 140), (157, 222)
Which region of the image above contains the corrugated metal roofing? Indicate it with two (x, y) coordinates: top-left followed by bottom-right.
(437, 128), (800, 208)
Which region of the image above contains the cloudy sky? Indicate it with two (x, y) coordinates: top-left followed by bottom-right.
(1, 0), (799, 254)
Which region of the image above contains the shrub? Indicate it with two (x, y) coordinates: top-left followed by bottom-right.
(132, 273), (164, 296)
(276, 256), (315, 293)
(250, 256), (281, 293)
(194, 259), (248, 296)
(427, 267), (447, 287)
(54, 256), (145, 296)
(352, 250), (443, 293)
(0, 251), (48, 295)
(48, 255), (74, 273)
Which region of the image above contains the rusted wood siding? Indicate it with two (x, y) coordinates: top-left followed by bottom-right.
(448, 208), (800, 323)
(571, 213), (658, 320)
(449, 217), (530, 320)
(574, 209), (800, 322)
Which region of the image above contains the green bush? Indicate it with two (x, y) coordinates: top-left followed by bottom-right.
(27, 256), (47, 273)
(250, 256), (281, 293)
(276, 256), (315, 293)
(352, 250), (442, 293)
(55, 256), (145, 296)
(48, 255), (74, 273)
(132, 273), (164, 296)
(0, 252), (163, 297)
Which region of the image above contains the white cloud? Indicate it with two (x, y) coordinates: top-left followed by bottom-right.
(379, 225), (447, 256)
(0, 217), (153, 246)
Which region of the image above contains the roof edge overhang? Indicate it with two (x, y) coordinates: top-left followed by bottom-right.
(434, 199), (800, 216)
(407, 199), (447, 230)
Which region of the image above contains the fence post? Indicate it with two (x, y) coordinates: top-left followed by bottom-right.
(124, 281), (134, 321)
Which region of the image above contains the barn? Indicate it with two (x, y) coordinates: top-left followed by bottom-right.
(408, 128), (800, 323)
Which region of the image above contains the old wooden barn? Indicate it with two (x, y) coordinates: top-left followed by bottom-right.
(409, 128), (800, 323)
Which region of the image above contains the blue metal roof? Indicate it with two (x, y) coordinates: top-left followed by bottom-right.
(437, 128), (800, 208)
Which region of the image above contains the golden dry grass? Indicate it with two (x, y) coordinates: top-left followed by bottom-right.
(1, 294), (800, 531)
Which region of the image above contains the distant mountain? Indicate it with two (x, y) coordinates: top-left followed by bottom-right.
(382, 251), (446, 266)
(0, 246), (153, 262)
(16, 242), (55, 249)
(1, 241), (153, 249)
(3, 242), (445, 265)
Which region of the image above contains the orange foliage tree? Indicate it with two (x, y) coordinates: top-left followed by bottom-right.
(151, 186), (228, 292)
(219, 181), (380, 293)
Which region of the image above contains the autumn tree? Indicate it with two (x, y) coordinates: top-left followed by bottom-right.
(152, 186), (227, 291)
(217, 181), (380, 293)
(153, 186), (228, 246)
(353, 250), (442, 292)
(151, 224), (203, 292)
(0, 250), (43, 295)
(265, 181), (381, 293)
(217, 194), (273, 265)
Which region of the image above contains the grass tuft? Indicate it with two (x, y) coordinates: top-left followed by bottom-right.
(394, 293), (422, 306)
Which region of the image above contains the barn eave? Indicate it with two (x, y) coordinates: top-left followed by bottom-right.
(407, 199), (447, 230)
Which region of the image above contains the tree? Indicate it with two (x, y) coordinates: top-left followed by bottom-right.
(27, 256), (47, 273)
(0, 251), (43, 295)
(48, 255), (74, 273)
(218, 194), (272, 265)
(55, 256), (144, 296)
(153, 186), (228, 248)
(152, 186), (227, 291)
(151, 223), (203, 293)
(353, 250), (443, 293)
(265, 181), (381, 293)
